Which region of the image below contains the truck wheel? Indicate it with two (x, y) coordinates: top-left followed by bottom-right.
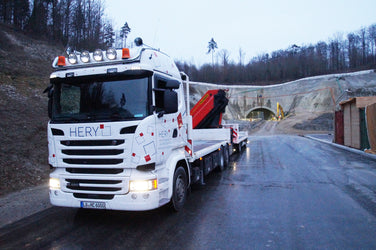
(170, 166), (188, 212)
(236, 144), (242, 153)
(224, 145), (229, 168)
(217, 147), (225, 172)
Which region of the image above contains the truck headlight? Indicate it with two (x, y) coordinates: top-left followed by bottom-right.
(49, 178), (61, 190)
(129, 179), (157, 192)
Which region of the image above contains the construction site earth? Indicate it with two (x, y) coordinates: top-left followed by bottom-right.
(189, 69), (376, 136)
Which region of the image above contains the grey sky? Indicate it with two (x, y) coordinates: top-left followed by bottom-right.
(105, 0), (376, 66)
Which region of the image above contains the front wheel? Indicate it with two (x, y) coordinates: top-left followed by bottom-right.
(170, 166), (188, 212)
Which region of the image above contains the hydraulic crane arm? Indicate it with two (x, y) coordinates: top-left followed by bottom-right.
(190, 89), (229, 129)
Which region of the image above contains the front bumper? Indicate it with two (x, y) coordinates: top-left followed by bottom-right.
(49, 188), (162, 211)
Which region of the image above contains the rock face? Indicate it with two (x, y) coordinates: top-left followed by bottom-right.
(186, 70), (376, 131)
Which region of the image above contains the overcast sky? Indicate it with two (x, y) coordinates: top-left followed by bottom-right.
(105, 0), (376, 66)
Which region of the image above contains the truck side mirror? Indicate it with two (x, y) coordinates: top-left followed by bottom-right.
(48, 98), (53, 119)
(165, 79), (180, 89)
(163, 90), (178, 114)
(44, 85), (53, 119)
(154, 89), (178, 116)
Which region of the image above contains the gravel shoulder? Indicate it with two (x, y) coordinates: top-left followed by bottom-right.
(0, 184), (51, 228)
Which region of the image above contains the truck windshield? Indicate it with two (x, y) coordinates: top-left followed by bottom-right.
(51, 76), (150, 123)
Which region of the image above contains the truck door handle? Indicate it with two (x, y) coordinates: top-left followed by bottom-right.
(172, 128), (178, 138)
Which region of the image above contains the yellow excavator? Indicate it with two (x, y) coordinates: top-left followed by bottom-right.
(276, 102), (284, 120)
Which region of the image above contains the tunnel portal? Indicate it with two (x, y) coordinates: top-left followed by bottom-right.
(246, 107), (276, 120)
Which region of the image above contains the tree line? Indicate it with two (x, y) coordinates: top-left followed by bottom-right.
(177, 24), (376, 85)
(0, 0), (132, 50)
(1, 1), (375, 85)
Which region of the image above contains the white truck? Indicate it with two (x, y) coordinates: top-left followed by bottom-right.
(47, 38), (248, 211)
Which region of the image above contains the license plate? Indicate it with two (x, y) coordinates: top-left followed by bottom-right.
(80, 201), (106, 209)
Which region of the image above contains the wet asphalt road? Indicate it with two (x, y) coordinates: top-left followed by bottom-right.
(1, 135), (376, 249)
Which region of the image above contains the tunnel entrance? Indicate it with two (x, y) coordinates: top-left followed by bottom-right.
(246, 107), (276, 120)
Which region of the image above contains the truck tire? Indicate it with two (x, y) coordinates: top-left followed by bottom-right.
(217, 147), (225, 172)
(223, 145), (229, 168)
(170, 166), (188, 212)
(236, 144), (242, 153)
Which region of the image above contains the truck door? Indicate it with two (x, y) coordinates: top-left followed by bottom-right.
(153, 75), (183, 163)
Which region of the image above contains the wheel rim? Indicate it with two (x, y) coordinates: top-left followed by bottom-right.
(176, 175), (185, 202)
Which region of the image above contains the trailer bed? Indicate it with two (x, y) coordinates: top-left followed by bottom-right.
(192, 140), (226, 160)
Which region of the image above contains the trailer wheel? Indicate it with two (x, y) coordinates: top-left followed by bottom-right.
(170, 166), (188, 212)
(217, 147), (225, 172)
(236, 143), (242, 153)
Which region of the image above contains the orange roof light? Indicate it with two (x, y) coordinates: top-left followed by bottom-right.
(122, 48), (130, 59)
(57, 56), (66, 66)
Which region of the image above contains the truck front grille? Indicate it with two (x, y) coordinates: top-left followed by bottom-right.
(62, 149), (124, 155)
(62, 176), (128, 195)
(61, 140), (125, 146)
(60, 139), (125, 167)
(66, 179), (122, 192)
(66, 168), (123, 174)
(58, 138), (129, 196)
(63, 158), (123, 165)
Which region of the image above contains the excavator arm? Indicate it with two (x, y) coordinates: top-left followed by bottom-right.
(277, 102), (285, 120)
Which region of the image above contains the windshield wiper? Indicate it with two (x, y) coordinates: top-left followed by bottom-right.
(54, 114), (91, 123)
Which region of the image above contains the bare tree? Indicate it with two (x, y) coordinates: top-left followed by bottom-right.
(369, 24), (376, 64)
(359, 27), (367, 64)
(315, 41), (328, 74)
(348, 32), (360, 68)
(238, 47), (245, 66)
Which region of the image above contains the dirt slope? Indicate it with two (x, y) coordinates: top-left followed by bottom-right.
(191, 70), (376, 134)
(0, 24), (63, 195)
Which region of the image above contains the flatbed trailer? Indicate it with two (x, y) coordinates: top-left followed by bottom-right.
(183, 77), (248, 184)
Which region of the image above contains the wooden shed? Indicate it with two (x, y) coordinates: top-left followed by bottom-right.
(366, 102), (376, 154)
(339, 96), (376, 150)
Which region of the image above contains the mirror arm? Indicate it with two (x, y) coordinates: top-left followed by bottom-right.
(157, 111), (165, 118)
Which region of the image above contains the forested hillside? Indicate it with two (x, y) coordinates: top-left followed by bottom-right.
(0, 0), (128, 50)
(177, 24), (376, 85)
(0, 23), (59, 195)
(1, 1), (375, 85)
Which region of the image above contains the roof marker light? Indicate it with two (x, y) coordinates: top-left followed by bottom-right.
(106, 48), (117, 60)
(122, 48), (130, 59)
(93, 49), (103, 61)
(68, 53), (77, 64)
(57, 56), (66, 66)
(80, 51), (90, 63)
